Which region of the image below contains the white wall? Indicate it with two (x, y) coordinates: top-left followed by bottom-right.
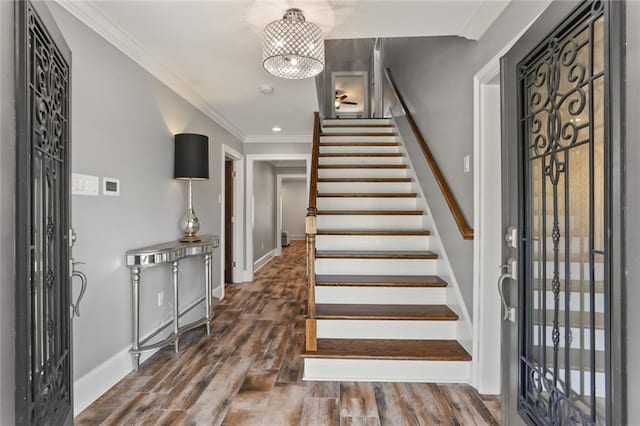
(0, 1), (15, 423)
(281, 179), (307, 240)
(47, 2), (243, 407)
(252, 161), (277, 261)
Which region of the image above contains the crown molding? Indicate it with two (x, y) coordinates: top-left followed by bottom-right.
(55, 0), (246, 142)
(459, 0), (511, 40)
(243, 134), (313, 144)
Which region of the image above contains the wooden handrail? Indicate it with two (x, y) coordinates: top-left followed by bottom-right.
(308, 111), (321, 213)
(384, 68), (474, 240)
(305, 111), (321, 351)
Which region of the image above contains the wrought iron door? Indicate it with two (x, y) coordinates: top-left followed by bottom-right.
(517, 1), (609, 424)
(15, 0), (73, 424)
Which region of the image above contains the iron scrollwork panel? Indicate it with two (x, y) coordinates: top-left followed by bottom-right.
(25, 3), (72, 424)
(518, 1), (607, 424)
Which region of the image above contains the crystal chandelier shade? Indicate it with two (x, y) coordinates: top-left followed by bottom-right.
(262, 8), (324, 79)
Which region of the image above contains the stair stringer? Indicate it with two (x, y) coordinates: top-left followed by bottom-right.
(391, 117), (473, 355)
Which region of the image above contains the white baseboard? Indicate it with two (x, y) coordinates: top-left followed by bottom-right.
(253, 248), (278, 272)
(73, 295), (213, 416)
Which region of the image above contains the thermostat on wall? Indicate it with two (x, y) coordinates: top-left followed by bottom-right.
(102, 177), (120, 196)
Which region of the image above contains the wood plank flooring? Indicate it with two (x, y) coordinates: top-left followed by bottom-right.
(76, 241), (501, 425)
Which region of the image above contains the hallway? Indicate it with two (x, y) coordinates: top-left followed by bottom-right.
(76, 241), (500, 425)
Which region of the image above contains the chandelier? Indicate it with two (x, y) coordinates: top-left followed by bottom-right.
(262, 8), (324, 79)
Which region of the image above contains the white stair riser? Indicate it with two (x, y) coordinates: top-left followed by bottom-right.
(318, 198), (418, 211)
(320, 136), (400, 143)
(316, 235), (431, 251)
(533, 291), (605, 313)
(322, 127), (396, 134)
(318, 215), (423, 230)
(319, 169), (409, 178)
(320, 145), (401, 154)
(318, 182), (414, 193)
(316, 286), (446, 304)
(323, 119), (392, 126)
(317, 320), (456, 339)
(319, 156), (406, 165)
(533, 326), (605, 350)
(316, 258), (438, 276)
(303, 359), (471, 382)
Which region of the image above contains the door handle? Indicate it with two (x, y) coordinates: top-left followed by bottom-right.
(498, 258), (517, 322)
(71, 262), (87, 318)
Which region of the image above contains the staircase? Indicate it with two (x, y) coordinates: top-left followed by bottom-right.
(302, 117), (472, 382)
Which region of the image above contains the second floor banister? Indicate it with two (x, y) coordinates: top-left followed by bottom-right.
(305, 111), (321, 352)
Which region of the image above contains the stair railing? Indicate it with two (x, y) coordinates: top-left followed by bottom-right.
(384, 68), (474, 240)
(305, 111), (321, 351)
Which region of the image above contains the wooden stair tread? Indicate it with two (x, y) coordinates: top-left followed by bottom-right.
(319, 153), (404, 157)
(318, 193), (417, 198)
(316, 250), (438, 260)
(315, 304), (458, 321)
(317, 210), (423, 215)
(323, 124), (395, 128)
(321, 132), (397, 137)
(317, 230), (430, 236)
(318, 178), (412, 183)
(316, 275), (447, 287)
(320, 142), (400, 147)
(319, 164), (408, 169)
(301, 339), (471, 361)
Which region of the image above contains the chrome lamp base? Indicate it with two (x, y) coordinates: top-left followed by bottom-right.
(179, 180), (201, 243)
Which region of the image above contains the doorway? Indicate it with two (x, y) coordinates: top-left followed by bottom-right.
(224, 159), (233, 284)
(220, 144), (243, 291)
(331, 71), (369, 119)
(500, 1), (624, 423)
(15, 0), (74, 423)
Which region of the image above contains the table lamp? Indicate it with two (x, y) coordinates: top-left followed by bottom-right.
(174, 133), (209, 242)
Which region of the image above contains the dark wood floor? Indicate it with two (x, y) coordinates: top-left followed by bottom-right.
(76, 240), (501, 425)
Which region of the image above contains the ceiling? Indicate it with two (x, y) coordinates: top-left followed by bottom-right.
(57, 0), (511, 142)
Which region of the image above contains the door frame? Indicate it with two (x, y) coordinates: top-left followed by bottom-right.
(499, 0), (627, 423)
(275, 174), (307, 255)
(472, 25), (534, 395)
(219, 144), (243, 292)
(244, 154), (310, 282)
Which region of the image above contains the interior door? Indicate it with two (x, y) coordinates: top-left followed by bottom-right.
(15, 0), (73, 424)
(501, 0), (622, 424)
(225, 159), (234, 283)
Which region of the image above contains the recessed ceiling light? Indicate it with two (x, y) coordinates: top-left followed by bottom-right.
(272, 126), (282, 132)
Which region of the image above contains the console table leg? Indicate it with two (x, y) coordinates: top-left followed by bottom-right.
(172, 261), (180, 353)
(131, 267), (141, 371)
(204, 253), (212, 335)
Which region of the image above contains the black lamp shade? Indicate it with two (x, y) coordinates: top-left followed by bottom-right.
(174, 133), (209, 180)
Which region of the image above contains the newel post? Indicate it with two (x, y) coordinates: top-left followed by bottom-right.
(305, 208), (318, 351)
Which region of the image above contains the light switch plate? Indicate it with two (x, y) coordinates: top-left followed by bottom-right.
(463, 155), (471, 173)
(72, 173), (99, 196)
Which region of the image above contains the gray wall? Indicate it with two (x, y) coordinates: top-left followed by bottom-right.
(253, 161), (277, 262)
(48, 4), (243, 382)
(244, 142), (311, 155)
(382, 1), (551, 314)
(625, 1), (640, 420)
(0, 1), (15, 423)
(282, 179), (307, 239)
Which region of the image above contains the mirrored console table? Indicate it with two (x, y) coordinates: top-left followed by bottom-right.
(126, 235), (219, 370)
